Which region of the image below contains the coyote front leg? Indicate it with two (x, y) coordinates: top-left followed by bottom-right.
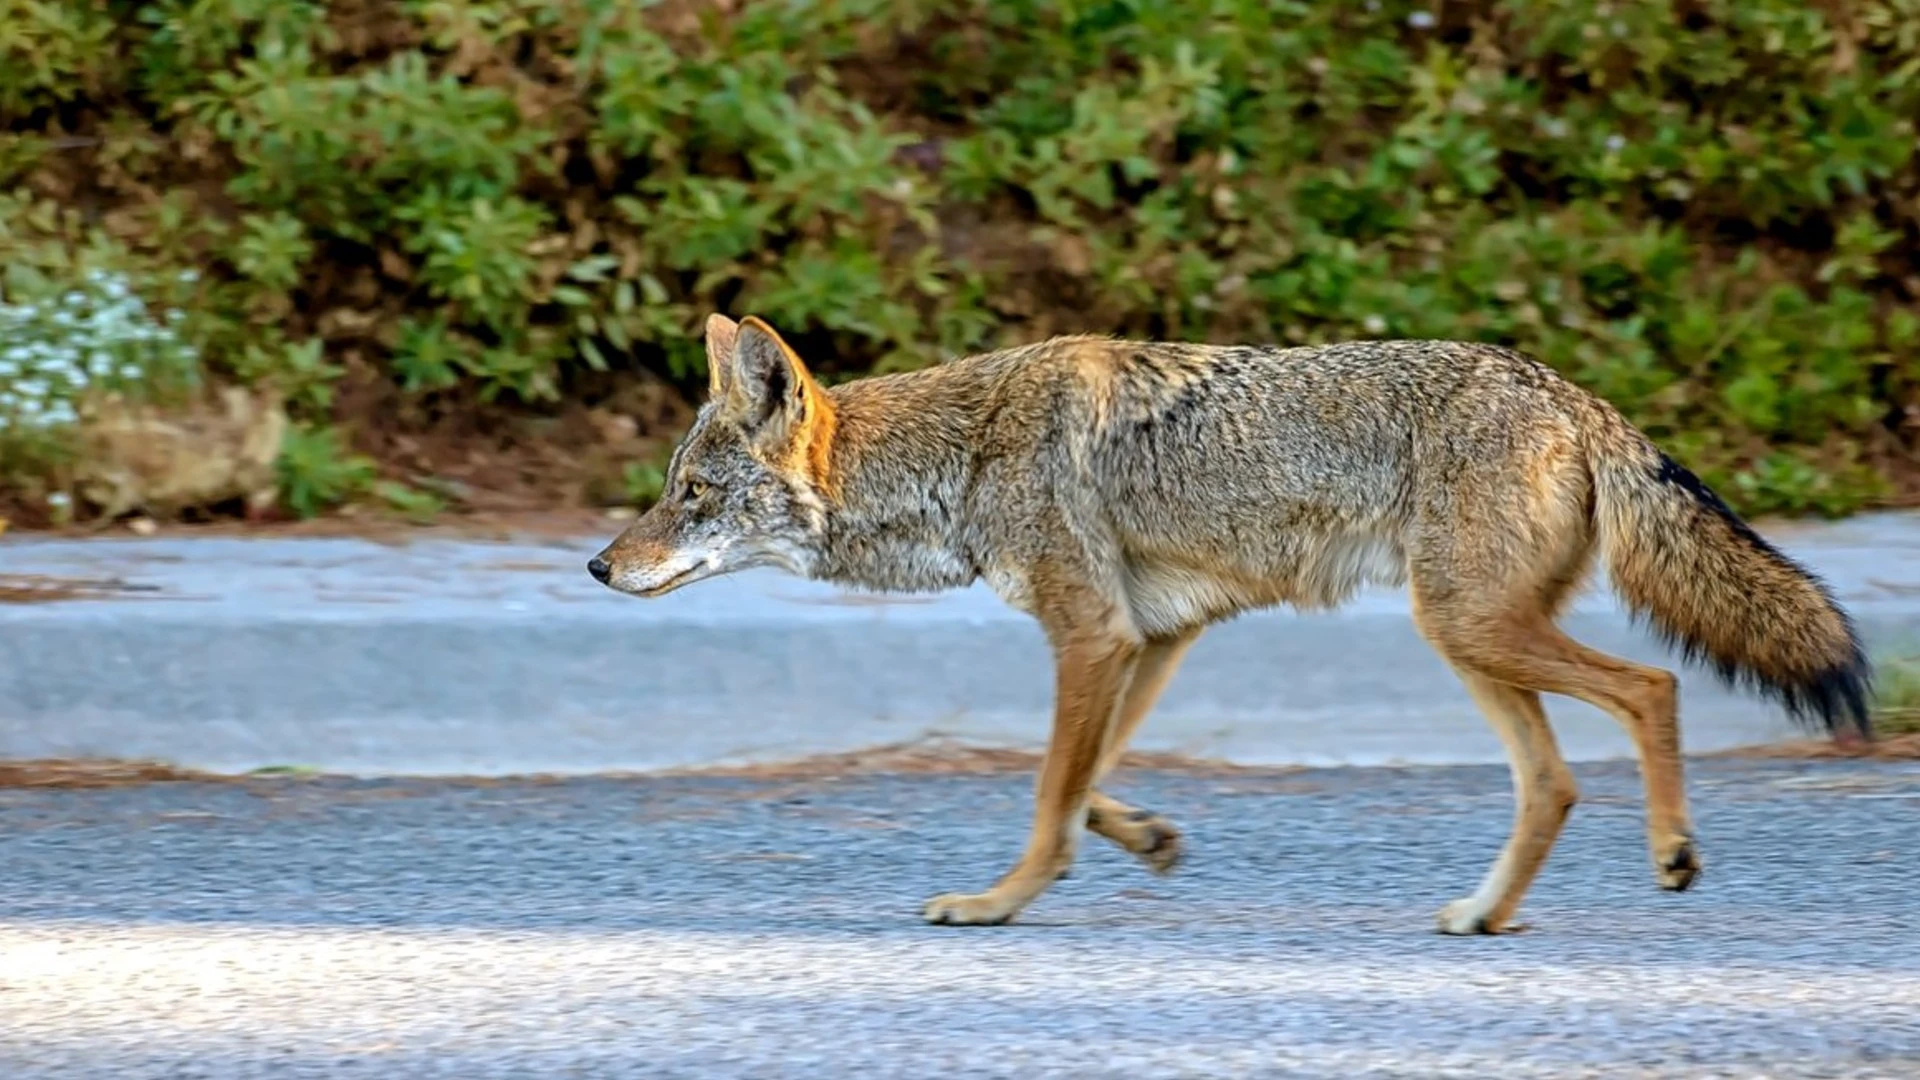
(1083, 627), (1201, 874)
(924, 630), (1142, 925)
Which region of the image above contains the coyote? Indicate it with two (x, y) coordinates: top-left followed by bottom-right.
(590, 314), (1871, 934)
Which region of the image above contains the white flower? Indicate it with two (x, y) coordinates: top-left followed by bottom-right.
(1407, 11), (1436, 28)
(1605, 133), (1626, 152)
(0, 268), (196, 433)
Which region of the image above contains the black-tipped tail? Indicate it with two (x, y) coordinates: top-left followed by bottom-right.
(1597, 450), (1873, 741)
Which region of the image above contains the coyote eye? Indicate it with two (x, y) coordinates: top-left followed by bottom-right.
(686, 479), (710, 500)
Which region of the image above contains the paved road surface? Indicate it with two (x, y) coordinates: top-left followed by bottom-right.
(3, 757), (1918, 1078)
(9, 511), (1920, 773)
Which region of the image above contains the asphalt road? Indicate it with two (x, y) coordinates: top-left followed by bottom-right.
(3, 757), (1918, 1079)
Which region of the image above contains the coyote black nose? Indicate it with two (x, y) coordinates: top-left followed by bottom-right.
(587, 557), (611, 583)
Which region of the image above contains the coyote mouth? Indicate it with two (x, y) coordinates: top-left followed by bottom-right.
(634, 564), (702, 598)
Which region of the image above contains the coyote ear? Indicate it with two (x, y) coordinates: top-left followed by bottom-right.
(704, 314), (739, 401)
(725, 316), (830, 454)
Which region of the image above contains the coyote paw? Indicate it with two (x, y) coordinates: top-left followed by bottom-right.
(923, 891), (1020, 927)
(1120, 811), (1184, 875)
(1652, 834), (1701, 892)
(1435, 898), (1527, 936)
(1090, 806), (1183, 875)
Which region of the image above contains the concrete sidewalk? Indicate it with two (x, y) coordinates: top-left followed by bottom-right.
(3, 513), (1919, 775)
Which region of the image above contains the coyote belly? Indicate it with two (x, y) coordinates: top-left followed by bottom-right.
(591, 313), (1871, 934)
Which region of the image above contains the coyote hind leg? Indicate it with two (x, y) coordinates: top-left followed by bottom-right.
(1432, 667), (1578, 934)
(1416, 591), (1696, 932)
(1408, 436), (1697, 934)
(1474, 621), (1696, 892)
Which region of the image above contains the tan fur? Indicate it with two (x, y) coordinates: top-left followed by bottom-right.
(591, 318), (1871, 933)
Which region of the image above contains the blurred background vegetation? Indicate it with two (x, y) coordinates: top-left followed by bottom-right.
(2, 0), (1918, 529)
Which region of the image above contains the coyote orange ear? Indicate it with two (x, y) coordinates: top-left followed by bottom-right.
(704, 314), (740, 401)
(725, 316), (832, 458)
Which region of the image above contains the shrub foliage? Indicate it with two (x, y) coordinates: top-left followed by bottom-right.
(2, 0), (1918, 519)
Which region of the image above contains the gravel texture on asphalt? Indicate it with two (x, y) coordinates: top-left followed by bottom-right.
(2, 756), (1917, 1079)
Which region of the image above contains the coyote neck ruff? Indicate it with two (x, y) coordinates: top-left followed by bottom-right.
(591, 313), (1873, 936)
(805, 371), (987, 597)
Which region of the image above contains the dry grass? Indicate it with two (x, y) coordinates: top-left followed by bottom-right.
(0, 758), (227, 788)
(9, 710), (1918, 795)
(651, 739), (1290, 780)
(1719, 734), (1920, 760)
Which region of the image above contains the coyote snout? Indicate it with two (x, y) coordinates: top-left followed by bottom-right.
(588, 528), (729, 598)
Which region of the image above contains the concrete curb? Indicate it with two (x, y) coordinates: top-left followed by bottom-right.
(4, 513), (1919, 775)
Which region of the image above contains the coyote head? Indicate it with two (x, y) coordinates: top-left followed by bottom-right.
(589, 314), (836, 597)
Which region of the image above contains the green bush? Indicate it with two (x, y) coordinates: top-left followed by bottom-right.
(2, 0), (1918, 521)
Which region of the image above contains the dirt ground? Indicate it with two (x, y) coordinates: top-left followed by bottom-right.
(5, 732), (1917, 790)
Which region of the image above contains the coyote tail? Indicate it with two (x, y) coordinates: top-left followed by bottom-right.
(1589, 422), (1873, 739)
